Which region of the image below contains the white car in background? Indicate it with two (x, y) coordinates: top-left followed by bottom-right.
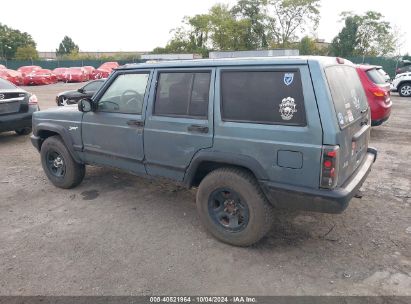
(391, 72), (411, 97)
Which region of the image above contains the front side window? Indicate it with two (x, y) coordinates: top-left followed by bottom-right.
(98, 73), (149, 114)
(154, 72), (211, 118)
(221, 70), (306, 126)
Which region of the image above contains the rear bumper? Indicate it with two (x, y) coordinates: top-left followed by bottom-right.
(372, 114), (390, 126)
(0, 105), (38, 132)
(260, 148), (377, 214)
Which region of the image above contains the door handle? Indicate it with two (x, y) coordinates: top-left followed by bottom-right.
(187, 125), (209, 133)
(127, 120), (144, 127)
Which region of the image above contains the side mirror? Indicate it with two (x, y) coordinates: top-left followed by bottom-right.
(78, 88), (84, 93)
(78, 98), (93, 112)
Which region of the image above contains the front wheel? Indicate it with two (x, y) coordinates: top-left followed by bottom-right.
(196, 168), (273, 246)
(40, 136), (85, 189)
(399, 83), (411, 97)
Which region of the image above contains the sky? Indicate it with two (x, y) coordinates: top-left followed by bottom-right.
(1, 0), (410, 54)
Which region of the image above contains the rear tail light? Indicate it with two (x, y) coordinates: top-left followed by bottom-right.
(320, 145), (340, 189)
(368, 87), (387, 98)
(28, 94), (38, 105)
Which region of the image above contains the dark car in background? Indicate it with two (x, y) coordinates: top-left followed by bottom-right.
(56, 79), (105, 106)
(396, 60), (411, 75)
(0, 78), (39, 135)
(356, 65), (391, 126)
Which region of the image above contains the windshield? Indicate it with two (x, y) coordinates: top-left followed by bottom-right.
(325, 65), (368, 128)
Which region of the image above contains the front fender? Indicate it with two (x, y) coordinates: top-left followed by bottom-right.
(33, 122), (83, 164)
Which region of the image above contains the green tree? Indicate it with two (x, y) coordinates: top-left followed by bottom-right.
(267, 0), (321, 47)
(0, 23), (36, 59)
(56, 36), (79, 57)
(331, 11), (395, 57)
(231, 0), (269, 49)
(14, 45), (39, 60)
(152, 0), (321, 55)
(330, 16), (358, 57)
(298, 36), (318, 55)
(208, 4), (250, 51)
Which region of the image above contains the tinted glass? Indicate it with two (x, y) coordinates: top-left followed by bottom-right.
(154, 72), (210, 118)
(366, 68), (386, 85)
(84, 81), (103, 91)
(221, 70), (306, 125)
(0, 78), (17, 89)
(98, 73), (149, 114)
(325, 66), (368, 128)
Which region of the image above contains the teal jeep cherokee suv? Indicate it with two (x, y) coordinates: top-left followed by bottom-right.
(31, 56), (377, 246)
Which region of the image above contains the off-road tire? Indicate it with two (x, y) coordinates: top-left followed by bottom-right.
(40, 136), (85, 189)
(399, 82), (411, 97)
(15, 128), (32, 135)
(196, 167), (273, 246)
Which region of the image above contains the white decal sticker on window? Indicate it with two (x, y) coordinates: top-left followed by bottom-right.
(351, 89), (360, 109)
(338, 112), (345, 125)
(283, 73), (294, 86)
(347, 109), (354, 122)
(279, 97), (297, 120)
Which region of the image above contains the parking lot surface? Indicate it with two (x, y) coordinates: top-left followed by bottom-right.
(0, 82), (410, 295)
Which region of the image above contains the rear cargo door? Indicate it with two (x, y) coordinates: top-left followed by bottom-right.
(324, 65), (370, 186)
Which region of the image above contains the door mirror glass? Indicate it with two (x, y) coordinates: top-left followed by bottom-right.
(78, 98), (93, 112)
(78, 88), (85, 93)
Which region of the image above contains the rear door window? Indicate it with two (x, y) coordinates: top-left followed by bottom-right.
(154, 72), (211, 118)
(325, 66), (368, 128)
(221, 70), (306, 126)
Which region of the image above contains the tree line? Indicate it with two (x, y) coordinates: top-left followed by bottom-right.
(153, 0), (401, 58)
(0, 0), (405, 60)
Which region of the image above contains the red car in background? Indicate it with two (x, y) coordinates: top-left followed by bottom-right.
(53, 67), (69, 82)
(0, 64), (6, 70)
(17, 65), (42, 77)
(356, 65), (392, 126)
(65, 67), (88, 82)
(23, 69), (58, 85)
(91, 62), (119, 79)
(82, 66), (95, 79)
(0, 69), (24, 86)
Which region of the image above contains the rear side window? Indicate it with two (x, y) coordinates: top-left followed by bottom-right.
(366, 68), (386, 85)
(221, 70), (306, 126)
(154, 72), (211, 118)
(0, 78), (16, 89)
(325, 66), (368, 128)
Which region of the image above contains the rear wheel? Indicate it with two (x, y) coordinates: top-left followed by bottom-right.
(40, 136), (85, 189)
(399, 82), (411, 97)
(15, 127), (32, 135)
(196, 167), (273, 246)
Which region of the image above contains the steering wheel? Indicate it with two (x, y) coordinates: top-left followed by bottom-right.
(121, 90), (143, 105)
